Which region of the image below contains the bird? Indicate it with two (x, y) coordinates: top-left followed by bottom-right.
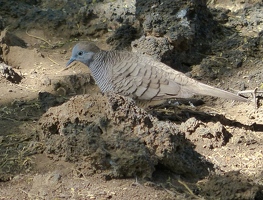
(66, 42), (248, 107)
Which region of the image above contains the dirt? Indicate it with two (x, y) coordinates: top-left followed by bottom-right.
(1, 0), (263, 199)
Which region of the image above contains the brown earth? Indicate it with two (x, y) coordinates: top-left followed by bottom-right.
(1, 0), (263, 199)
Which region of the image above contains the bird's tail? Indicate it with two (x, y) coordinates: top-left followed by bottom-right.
(194, 82), (248, 102)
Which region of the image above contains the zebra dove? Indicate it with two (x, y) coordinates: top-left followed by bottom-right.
(66, 42), (248, 107)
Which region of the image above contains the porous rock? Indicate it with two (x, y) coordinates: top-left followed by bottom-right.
(38, 93), (212, 179)
(180, 117), (232, 149)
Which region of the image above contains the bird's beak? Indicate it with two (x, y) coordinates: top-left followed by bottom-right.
(66, 57), (75, 67)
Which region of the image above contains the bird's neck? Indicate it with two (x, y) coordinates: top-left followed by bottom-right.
(89, 51), (114, 93)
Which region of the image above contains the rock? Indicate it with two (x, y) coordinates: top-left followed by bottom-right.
(0, 62), (22, 83)
(180, 117), (232, 149)
(38, 93), (213, 179)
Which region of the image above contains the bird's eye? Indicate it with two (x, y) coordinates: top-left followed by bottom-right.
(78, 51), (83, 56)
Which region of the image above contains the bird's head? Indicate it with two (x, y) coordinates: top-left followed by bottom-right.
(66, 42), (101, 67)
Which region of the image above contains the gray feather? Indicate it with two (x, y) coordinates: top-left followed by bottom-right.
(67, 42), (248, 105)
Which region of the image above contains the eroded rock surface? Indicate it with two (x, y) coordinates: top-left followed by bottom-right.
(38, 93), (216, 179)
(0, 62), (21, 83)
(180, 117), (232, 150)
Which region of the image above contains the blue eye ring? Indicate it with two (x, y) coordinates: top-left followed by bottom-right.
(78, 51), (83, 56)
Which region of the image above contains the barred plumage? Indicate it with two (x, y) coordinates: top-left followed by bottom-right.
(66, 42), (248, 107)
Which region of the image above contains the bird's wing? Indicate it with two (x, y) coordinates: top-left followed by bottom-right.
(111, 52), (247, 102)
(111, 52), (194, 100)
(144, 55), (247, 102)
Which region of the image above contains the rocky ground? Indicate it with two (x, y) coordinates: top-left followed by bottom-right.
(0, 0), (263, 199)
